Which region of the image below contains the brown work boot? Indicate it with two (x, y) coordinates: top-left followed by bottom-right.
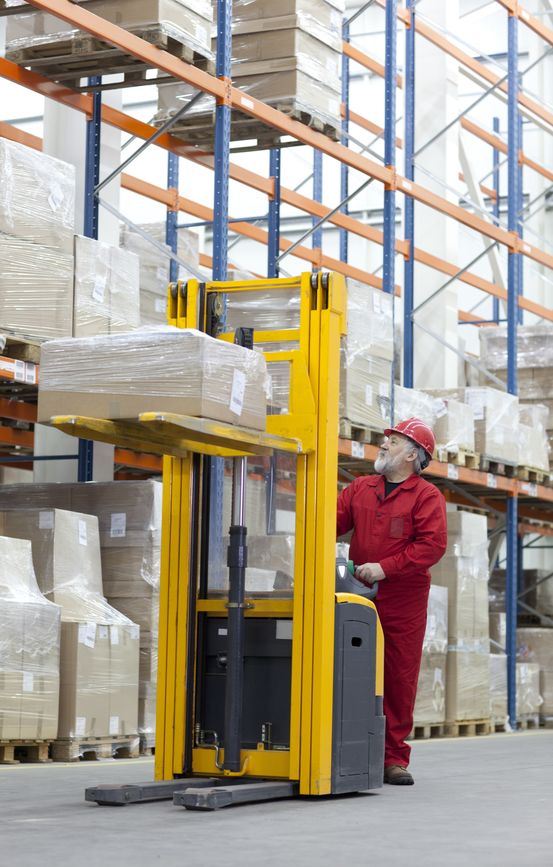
(384, 764), (414, 786)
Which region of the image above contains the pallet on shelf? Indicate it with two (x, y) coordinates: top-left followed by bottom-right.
(408, 723), (445, 741)
(7, 25), (214, 90)
(435, 446), (479, 469)
(516, 465), (551, 486)
(444, 718), (492, 738)
(0, 739), (52, 764)
(338, 418), (384, 445)
(518, 714), (540, 731)
(51, 735), (140, 762)
(479, 456), (517, 478)
(0, 334), (41, 365)
(540, 716), (553, 730)
(490, 719), (510, 734)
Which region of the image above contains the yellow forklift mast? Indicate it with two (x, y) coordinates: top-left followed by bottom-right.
(53, 272), (385, 811)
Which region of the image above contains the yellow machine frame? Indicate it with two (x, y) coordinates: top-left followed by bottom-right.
(153, 271), (384, 796)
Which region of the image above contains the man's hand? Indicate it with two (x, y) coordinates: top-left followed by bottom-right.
(355, 562), (386, 585)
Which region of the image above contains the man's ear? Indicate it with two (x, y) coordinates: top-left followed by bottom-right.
(405, 447), (417, 464)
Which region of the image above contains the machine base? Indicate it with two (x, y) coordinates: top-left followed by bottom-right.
(174, 781), (299, 811)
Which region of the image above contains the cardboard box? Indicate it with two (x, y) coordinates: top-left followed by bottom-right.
(394, 386), (437, 428)
(0, 237), (73, 340)
(428, 396), (475, 455)
(489, 612), (506, 653)
(339, 354), (392, 431)
(414, 651), (447, 725)
(108, 624), (139, 737)
(446, 650), (490, 721)
(58, 621), (111, 739)
(231, 28), (340, 84)
(431, 388), (519, 465)
(517, 627), (553, 717)
(516, 662), (541, 716)
(232, 0), (344, 51)
(73, 235), (140, 337)
(38, 328), (268, 431)
(489, 654), (507, 724)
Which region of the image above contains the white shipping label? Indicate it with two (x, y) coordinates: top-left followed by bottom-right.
(111, 626), (120, 646)
(22, 672), (34, 693)
(230, 369), (247, 416)
(365, 384), (373, 406)
(379, 382), (389, 398)
(447, 464), (459, 480)
(155, 298), (166, 314)
(99, 625), (109, 640)
(109, 716), (120, 736)
(466, 391), (485, 421)
(241, 96), (254, 110)
(487, 473), (497, 489)
(218, 628), (228, 636)
(92, 279), (106, 304)
(14, 360), (25, 383)
(75, 717), (87, 737)
(78, 519), (88, 546)
(110, 512), (127, 538)
(351, 441), (364, 459)
(39, 510), (54, 530)
(78, 622), (96, 648)
(25, 363), (37, 385)
(276, 620), (293, 641)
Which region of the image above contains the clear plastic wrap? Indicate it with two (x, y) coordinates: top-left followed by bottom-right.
(37, 327), (269, 431)
(230, 28), (341, 87)
(73, 235), (140, 337)
(0, 139), (75, 253)
(518, 403), (550, 471)
(489, 654), (508, 726)
(424, 585), (448, 653)
(489, 612), (506, 653)
(431, 510), (489, 650)
(517, 627), (553, 720)
(516, 662), (542, 717)
(445, 646), (491, 722)
(425, 393), (475, 456)
(479, 324), (553, 371)
(0, 535), (61, 741)
(393, 386), (437, 428)
(0, 236), (73, 340)
(345, 280), (394, 363)
(339, 352), (392, 431)
(6, 0), (214, 61)
(413, 651), (447, 725)
(430, 387), (519, 465)
(231, 0), (345, 51)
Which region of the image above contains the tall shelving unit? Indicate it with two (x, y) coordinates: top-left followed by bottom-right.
(0, 0), (552, 726)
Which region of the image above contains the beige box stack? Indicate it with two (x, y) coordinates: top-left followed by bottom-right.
(431, 510), (490, 722)
(394, 386), (437, 427)
(0, 139), (75, 340)
(6, 0), (214, 66)
(0, 508), (139, 747)
(479, 325), (553, 469)
(0, 535), (61, 742)
(518, 404), (550, 473)
(37, 327), (269, 431)
(424, 392), (475, 460)
(155, 0), (344, 144)
(430, 387), (518, 466)
(413, 585), (448, 726)
(73, 235), (141, 337)
(120, 223), (201, 326)
(517, 628), (553, 723)
(516, 662), (542, 718)
(489, 655), (507, 728)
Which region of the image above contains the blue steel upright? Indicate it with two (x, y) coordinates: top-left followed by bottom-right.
(312, 149), (323, 270)
(80, 75), (103, 481)
(517, 112), (523, 324)
(403, 0), (415, 388)
(210, 0), (233, 585)
(383, 0), (397, 423)
(267, 148), (281, 278)
(166, 153), (180, 283)
(506, 12), (520, 729)
(340, 19), (350, 263)
(492, 117), (501, 323)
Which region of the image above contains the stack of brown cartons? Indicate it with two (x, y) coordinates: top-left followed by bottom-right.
(0, 139), (75, 340)
(0, 535), (61, 743)
(155, 0), (344, 146)
(429, 387), (518, 466)
(73, 236), (141, 337)
(517, 628), (553, 724)
(413, 585), (448, 726)
(37, 327), (269, 431)
(120, 223), (201, 326)
(431, 510), (490, 722)
(6, 0), (214, 72)
(479, 324), (553, 469)
(0, 508), (140, 749)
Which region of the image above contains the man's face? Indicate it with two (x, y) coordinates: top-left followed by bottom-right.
(374, 433), (416, 476)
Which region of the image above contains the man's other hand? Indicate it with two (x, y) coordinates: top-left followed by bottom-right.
(355, 562), (386, 585)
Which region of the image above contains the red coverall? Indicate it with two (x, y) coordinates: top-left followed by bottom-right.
(337, 473), (447, 768)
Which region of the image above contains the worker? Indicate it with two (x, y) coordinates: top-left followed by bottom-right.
(337, 418), (447, 786)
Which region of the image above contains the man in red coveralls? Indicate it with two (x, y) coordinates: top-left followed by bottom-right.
(337, 418), (447, 786)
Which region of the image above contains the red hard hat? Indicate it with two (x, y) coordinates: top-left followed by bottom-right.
(383, 417), (436, 460)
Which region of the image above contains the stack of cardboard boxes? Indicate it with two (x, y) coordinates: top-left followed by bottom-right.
(73, 236), (140, 337)
(0, 139), (75, 340)
(431, 510), (490, 722)
(413, 585), (448, 726)
(120, 223), (201, 326)
(517, 628), (553, 725)
(0, 535), (61, 743)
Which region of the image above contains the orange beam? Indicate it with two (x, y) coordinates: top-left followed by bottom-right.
(0, 398), (37, 424)
(0, 427), (33, 448)
(114, 448), (163, 472)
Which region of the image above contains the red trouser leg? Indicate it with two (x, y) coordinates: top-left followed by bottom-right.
(375, 594), (428, 768)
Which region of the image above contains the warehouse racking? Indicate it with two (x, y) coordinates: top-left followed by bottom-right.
(0, 0), (552, 727)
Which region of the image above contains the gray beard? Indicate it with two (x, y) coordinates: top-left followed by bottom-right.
(374, 452), (402, 475)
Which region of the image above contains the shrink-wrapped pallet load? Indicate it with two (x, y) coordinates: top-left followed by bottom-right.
(489, 654), (507, 728)
(517, 628), (553, 724)
(413, 585), (448, 725)
(73, 236), (141, 337)
(431, 510), (490, 722)
(516, 662), (542, 718)
(424, 392), (475, 460)
(37, 327), (269, 431)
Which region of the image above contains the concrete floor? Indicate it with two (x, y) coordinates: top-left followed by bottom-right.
(1, 731), (552, 867)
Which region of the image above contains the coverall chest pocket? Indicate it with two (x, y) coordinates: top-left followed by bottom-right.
(389, 514), (413, 539)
